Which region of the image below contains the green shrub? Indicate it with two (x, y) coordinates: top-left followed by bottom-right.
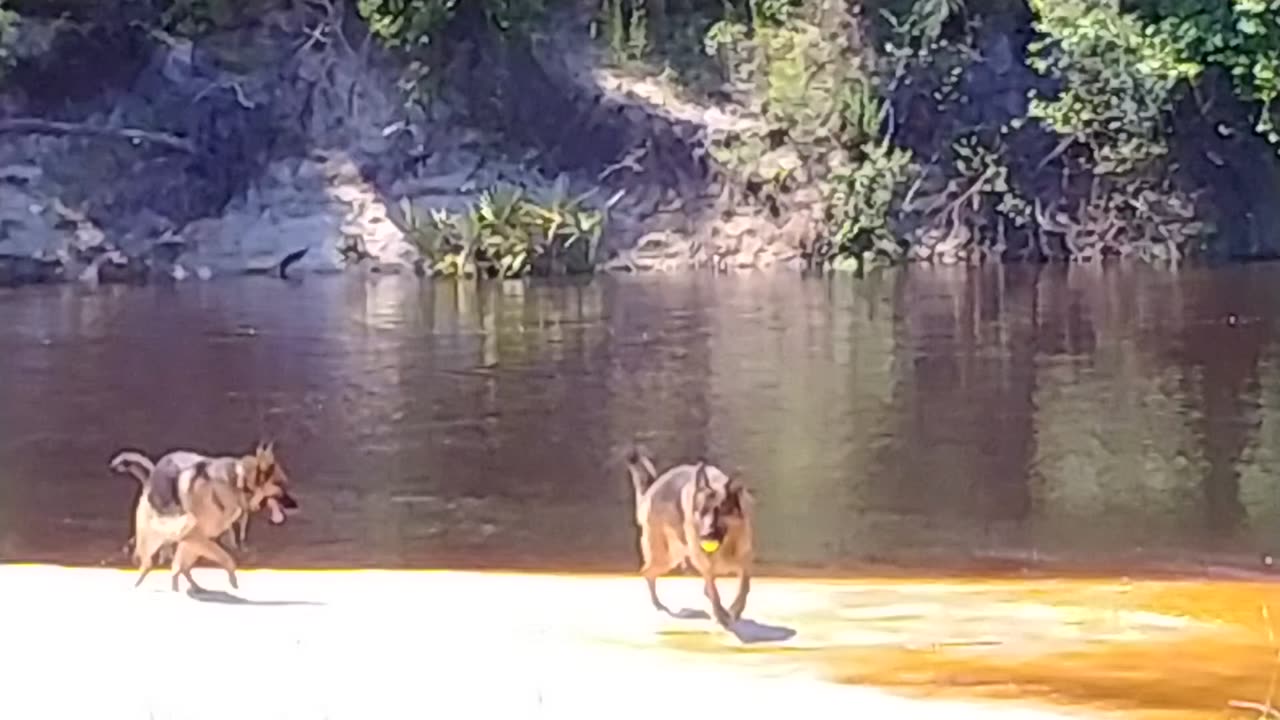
(402, 178), (605, 279)
(356, 0), (548, 50)
(826, 138), (917, 266)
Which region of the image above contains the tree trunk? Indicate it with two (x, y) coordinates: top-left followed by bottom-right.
(647, 0), (667, 40)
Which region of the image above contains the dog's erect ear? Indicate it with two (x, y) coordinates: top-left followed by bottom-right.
(723, 477), (749, 512)
(694, 463), (711, 492)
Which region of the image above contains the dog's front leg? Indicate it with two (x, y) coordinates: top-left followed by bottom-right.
(186, 535), (240, 590)
(170, 542), (206, 593)
(235, 512), (250, 548)
(702, 574), (733, 627)
(219, 511), (245, 552)
(728, 570), (750, 621)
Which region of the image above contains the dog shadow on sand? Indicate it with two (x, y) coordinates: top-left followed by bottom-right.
(185, 588), (325, 607)
(662, 607), (798, 644)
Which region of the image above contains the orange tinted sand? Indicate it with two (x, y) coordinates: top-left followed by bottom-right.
(652, 578), (1280, 720)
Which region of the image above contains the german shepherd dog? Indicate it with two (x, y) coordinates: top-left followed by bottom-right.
(111, 442), (295, 555)
(626, 447), (755, 628)
(109, 442), (298, 591)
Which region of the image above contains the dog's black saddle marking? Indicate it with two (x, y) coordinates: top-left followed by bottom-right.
(145, 456), (188, 515)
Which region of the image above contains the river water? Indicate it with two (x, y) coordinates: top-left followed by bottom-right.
(2, 263), (1280, 576)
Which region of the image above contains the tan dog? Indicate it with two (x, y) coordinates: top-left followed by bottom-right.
(626, 447), (755, 627)
(109, 442), (298, 592)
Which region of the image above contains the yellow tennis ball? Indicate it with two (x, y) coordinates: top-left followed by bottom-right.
(700, 538), (721, 554)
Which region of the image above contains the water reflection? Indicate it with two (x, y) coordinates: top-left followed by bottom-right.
(1, 263), (1279, 573)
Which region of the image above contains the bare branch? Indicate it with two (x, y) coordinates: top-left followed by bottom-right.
(0, 118), (196, 153)
(1035, 135), (1075, 172)
(598, 142), (649, 182)
(193, 80), (256, 109)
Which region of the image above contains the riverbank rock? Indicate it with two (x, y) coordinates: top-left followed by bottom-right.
(0, 1), (816, 281)
(173, 153), (419, 275)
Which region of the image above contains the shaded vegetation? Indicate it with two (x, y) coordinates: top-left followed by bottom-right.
(0, 2), (15, 78)
(571, 0), (1280, 266)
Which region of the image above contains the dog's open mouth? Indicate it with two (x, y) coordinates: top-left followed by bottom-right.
(266, 497), (287, 525)
(265, 492), (299, 524)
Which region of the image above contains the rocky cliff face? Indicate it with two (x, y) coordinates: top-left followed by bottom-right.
(0, 2), (428, 284)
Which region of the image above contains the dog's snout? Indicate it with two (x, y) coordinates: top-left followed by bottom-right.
(697, 514), (723, 542)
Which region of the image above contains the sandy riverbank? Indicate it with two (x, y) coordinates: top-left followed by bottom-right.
(0, 565), (1272, 720)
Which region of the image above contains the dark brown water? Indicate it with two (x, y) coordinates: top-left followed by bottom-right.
(3, 263), (1280, 575)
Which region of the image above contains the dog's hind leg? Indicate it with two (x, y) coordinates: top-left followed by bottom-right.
(134, 558), (154, 588)
(642, 567), (665, 613)
(133, 536), (163, 588)
(639, 531), (678, 613)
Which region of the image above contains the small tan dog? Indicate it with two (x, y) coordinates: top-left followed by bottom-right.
(110, 442), (297, 592)
(626, 446), (755, 627)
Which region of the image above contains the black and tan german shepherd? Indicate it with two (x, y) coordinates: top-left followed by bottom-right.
(110, 442), (298, 592)
(626, 446), (755, 628)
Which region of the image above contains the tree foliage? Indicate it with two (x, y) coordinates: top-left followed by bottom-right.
(355, 0), (549, 49)
(1026, 0), (1199, 175)
(0, 1), (17, 79)
(1127, 0), (1280, 141)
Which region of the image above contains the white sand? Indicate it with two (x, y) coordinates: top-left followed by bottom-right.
(0, 565), (1110, 720)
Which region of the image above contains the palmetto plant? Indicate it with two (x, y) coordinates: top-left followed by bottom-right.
(401, 177), (606, 279)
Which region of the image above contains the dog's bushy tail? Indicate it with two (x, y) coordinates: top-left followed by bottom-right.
(109, 451), (155, 484)
(625, 445), (659, 503)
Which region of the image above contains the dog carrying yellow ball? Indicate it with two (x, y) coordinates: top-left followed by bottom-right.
(699, 538), (721, 554)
